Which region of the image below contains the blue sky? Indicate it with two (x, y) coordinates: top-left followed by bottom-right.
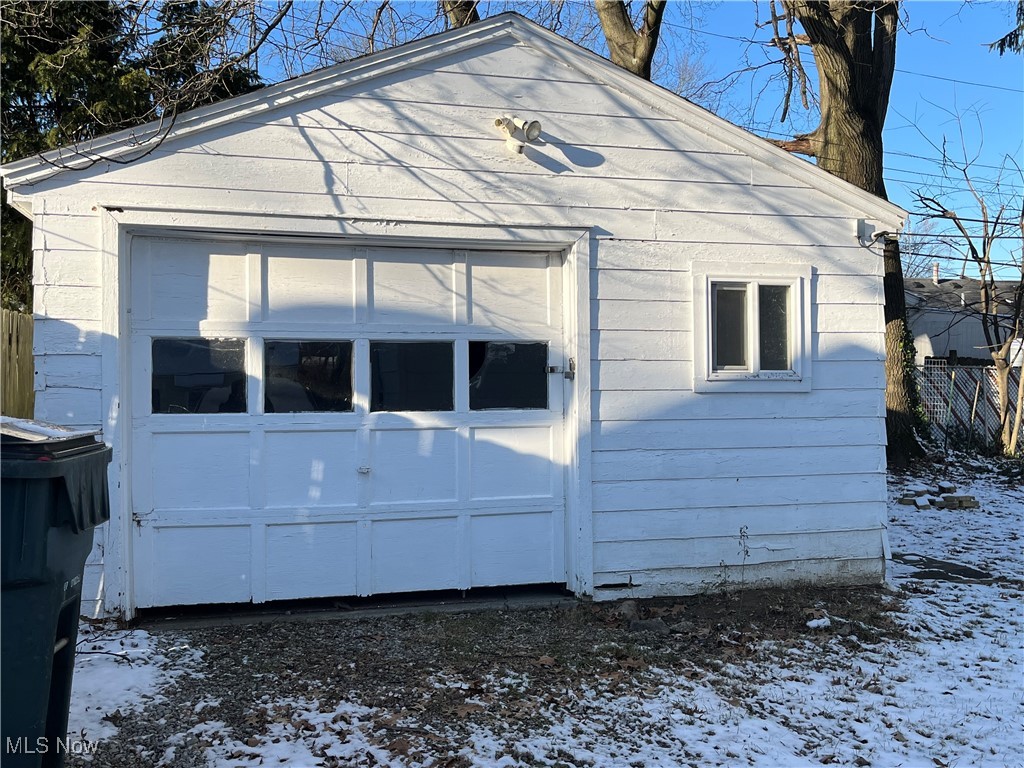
(663, 1), (1023, 277)
(254, 1), (1022, 278)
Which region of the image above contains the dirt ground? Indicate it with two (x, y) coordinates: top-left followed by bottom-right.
(69, 584), (901, 767)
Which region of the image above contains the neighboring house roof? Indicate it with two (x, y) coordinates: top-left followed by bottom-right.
(0, 13), (905, 230)
(906, 278), (1021, 315)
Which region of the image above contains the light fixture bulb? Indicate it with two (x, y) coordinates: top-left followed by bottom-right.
(513, 117), (542, 142)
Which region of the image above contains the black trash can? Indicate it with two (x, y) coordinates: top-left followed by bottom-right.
(1, 418), (112, 768)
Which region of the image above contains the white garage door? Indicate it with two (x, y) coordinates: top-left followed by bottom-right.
(128, 236), (566, 608)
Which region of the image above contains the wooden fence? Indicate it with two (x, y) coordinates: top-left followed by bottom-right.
(2, 309), (34, 419)
(917, 361), (1022, 453)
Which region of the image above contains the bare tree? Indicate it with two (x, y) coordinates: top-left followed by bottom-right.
(912, 138), (1024, 454)
(899, 215), (959, 279)
(767, 0), (923, 467)
(593, 0), (667, 79)
(442, 1), (480, 28)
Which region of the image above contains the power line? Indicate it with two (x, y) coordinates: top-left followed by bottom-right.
(910, 215), (1024, 225)
(752, 125), (1021, 168)
(894, 68), (1024, 94)
(657, 16), (1024, 94)
(899, 230), (1023, 242)
(658, 18), (754, 45)
(883, 168), (1024, 187)
(900, 250), (1022, 270)
(885, 150), (1022, 174)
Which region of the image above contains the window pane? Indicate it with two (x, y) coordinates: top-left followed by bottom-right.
(370, 342), (453, 412)
(712, 284), (747, 370)
(152, 338), (246, 414)
(759, 285), (790, 370)
(469, 342), (548, 410)
(265, 341), (353, 413)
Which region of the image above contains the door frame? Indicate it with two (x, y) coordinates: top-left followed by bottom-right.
(99, 205), (594, 618)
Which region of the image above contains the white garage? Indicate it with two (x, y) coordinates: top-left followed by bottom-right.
(2, 13), (904, 618)
(129, 236), (567, 607)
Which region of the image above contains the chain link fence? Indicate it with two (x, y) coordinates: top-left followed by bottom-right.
(917, 360), (1022, 453)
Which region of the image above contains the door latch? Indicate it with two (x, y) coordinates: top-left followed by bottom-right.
(547, 358), (575, 380)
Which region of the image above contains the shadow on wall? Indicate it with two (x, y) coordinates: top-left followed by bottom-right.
(33, 244), (890, 615)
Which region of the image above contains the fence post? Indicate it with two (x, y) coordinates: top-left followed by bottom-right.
(967, 379), (982, 451)
(943, 368), (957, 453)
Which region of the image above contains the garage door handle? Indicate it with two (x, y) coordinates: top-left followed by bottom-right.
(357, 466), (371, 474)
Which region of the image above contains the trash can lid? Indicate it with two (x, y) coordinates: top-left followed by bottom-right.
(1, 417), (103, 460)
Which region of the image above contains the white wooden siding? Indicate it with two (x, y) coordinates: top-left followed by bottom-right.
(17, 30), (890, 611)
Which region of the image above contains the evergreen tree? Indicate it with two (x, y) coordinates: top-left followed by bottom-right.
(0, 0), (262, 310)
(1, 0), (151, 308)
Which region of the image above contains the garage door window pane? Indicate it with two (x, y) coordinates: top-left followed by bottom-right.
(370, 342), (453, 412)
(469, 342), (548, 410)
(265, 341), (353, 413)
(152, 338), (246, 414)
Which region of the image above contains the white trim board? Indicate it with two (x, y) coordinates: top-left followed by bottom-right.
(98, 208), (594, 617)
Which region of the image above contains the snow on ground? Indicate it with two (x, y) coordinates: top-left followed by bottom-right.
(66, 459), (1023, 767)
(69, 625), (200, 742)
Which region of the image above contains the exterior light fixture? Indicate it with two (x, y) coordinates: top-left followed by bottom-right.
(511, 116), (542, 141)
(494, 114), (543, 153)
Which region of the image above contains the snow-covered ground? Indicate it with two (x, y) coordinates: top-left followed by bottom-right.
(67, 459), (1022, 767)
(69, 627), (202, 743)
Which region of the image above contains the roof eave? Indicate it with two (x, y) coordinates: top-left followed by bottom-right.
(0, 12), (908, 229)
(0, 16), (521, 189)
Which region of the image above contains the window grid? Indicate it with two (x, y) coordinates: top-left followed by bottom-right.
(152, 336), (553, 415)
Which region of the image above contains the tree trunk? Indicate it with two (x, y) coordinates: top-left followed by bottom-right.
(787, 0), (922, 466)
(442, 1), (479, 29)
(1010, 356), (1024, 456)
(993, 356), (1012, 452)
(594, 0), (667, 80)
(882, 238), (923, 466)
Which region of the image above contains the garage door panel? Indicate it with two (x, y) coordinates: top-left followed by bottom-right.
(470, 427), (554, 500)
(264, 246), (355, 323)
(469, 253), (555, 328)
(370, 258), (454, 324)
(371, 518), (459, 593)
(265, 522), (358, 600)
(138, 525), (251, 607)
(263, 431), (359, 508)
(150, 432), (250, 509)
(136, 239), (249, 323)
(369, 428), (458, 504)
(471, 512), (554, 585)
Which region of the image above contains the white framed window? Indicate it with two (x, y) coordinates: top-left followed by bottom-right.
(693, 262), (812, 393)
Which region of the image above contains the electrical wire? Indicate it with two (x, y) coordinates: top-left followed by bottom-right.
(894, 68), (1024, 94)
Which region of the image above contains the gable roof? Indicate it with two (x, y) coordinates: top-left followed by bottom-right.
(1, 12), (905, 229)
(906, 277), (1021, 315)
